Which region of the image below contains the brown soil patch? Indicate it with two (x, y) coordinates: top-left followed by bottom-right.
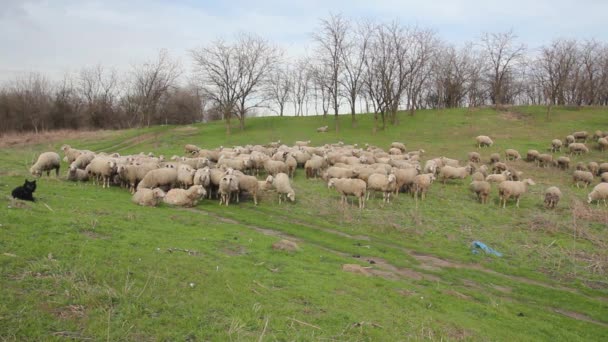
(272, 239), (299, 252)
(445, 290), (472, 300)
(553, 308), (608, 327)
(364, 256), (440, 281)
(54, 304), (86, 320)
(492, 285), (513, 293)
(342, 264), (372, 276)
(0, 129), (114, 148)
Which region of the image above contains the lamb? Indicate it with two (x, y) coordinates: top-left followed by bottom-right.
(328, 177), (367, 209)
(485, 171), (512, 183)
(469, 181), (491, 204)
(556, 156), (570, 170)
(304, 155), (327, 178)
(295, 140), (311, 147)
(544, 186), (562, 209)
(184, 144), (201, 155)
(30, 152), (61, 177)
(572, 170), (594, 188)
(526, 150), (539, 162)
(176, 164), (196, 189)
(164, 185), (207, 207)
(569, 143), (589, 155)
(132, 188), (166, 207)
(601, 172), (608, 183)
(390, 142), (406, 152)
(272, 173), (295, 204)
(235, 174), (260, 205)
(263, 159), (289, 176)
(476, 135), (493, 148)
(413, 173), (436, 201)
(573, 131), (588, 142)
(137, 167), (178, 191)
(67, 164), (89, 182)
(87, 157), (117, 188)
(537, 154), (553, 168)
(366, 173), (397, 203)
(439, 165), (473, 183)
(565, 135), (575, 147)
(316, 125), (328, 133)
(490, 153), (500, 164)
(468, 152), (481, 163)
(258, 175), (274, 191)
(498, 179), (535, 208)
(218, 175), (239, 205)
(504, 149), (521, 161)
(587, 183), (608, 206)
(598, 137), (608, 151)
(550, 139), (563, 152)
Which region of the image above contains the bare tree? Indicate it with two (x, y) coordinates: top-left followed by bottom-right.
(480, 30), (526, 109)
(310, 61), (332, 116)
(130, 49), (182, 127)
(405, 28), (439, 116)
(313, 13), (349, 131)
(290, 57), (311, 116)
(266, 64), (291, 116)
(339, 20), (371, 126)
(8, 73), (53, 133)
(79, 64), (120, 128)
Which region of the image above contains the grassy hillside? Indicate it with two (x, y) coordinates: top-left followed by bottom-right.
(1, 106), (608, 340)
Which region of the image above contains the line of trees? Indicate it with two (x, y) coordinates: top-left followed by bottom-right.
(2, 14), (608, 135)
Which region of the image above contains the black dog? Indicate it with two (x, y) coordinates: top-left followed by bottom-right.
(11, 179), (37, 202)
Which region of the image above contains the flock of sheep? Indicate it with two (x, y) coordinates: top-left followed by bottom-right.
(25, 128), (608, 210)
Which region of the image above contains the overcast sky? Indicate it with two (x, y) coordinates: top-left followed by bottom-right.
(1, 0), (607, 82)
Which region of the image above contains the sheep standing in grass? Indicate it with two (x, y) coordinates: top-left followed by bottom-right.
(588, 162), (599, 176)
(439, 165), (473, 183)
(468, 152), (481, 163)
(572, 170), (594, 188)
(119, 163), (157, 193)
(485, 171), (512, 183)
(569, 143), (589, 155)
(598, 137), (608, 151)
(184, 144), (201, 155)
(72, 152), (96, 169)
(413, 173), (435, 201)
(587, 183), (608, 206)
(537, 154), (553, 168)
(470, 181), (491, 204)
(600, 163), (608, 175)
(235, 174), (260, 205)
(366, 173), (397, 203)
(177, 164), (196, 189)
(505, 149), (521, 161)
(137, 167), (178, 191)
(317, 125), (328, 133)
(87, 157), (117, 188)
(132, 188), (166, 207)
(556, 156), (570, 170)
(565, 135), (575, 147)
(390, 142), (406, 152)
(544, 186), (562, 209)
(67, 164), (89, 182)
(393, 167), (420, 194)
(328, 178), (367, 209)
(61, 145), (83, 164)
(600, 172), (608, 183)
(491, 162), (508, 174)
(305, 155), (327, 178)
(498, 179), (535, 208)
(573, 131), (588, 142)
(295, 140), (311, 147)
(476, 135), (493, 148)
(471, 172), (485, 181)
(164, 185), (206, 207)
(258, 175), (274, 191)
(490, 153), (500, 164)
(218, 175), (239, 205)
(325, 167), (358, 179)
(264, 159), (289, 176)
(272, 173), (295, 204)
(30, 152), (61, 177)
(551, 139), (563, 152)
(526, 150), (540, 162)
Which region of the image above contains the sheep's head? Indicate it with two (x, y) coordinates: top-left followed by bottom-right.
(30, 166), (41, 177)
(524, 179), (536, 186)
(388, 174), (397, 184)
(588, 194), (594, 204)
(327, 179), (336, 189)
(153, 188), (166, 199)
(287, 191), (296, 202)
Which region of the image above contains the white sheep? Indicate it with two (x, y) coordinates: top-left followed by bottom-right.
(390, 142), (406, 152)
(537, 154), (553, 168)
(439, 165), (473, 183)
(177, 164), (196, 189)
(600, 163), (608, 175)
(490, 153), (500, 164)
(263, 159), (289, 176)
(565, 135), (575, 147)
(72, 152), (96, 169)
(366, 173), (397, 203)
(587, 183), (608, 206)
(87, 157), (117, 188)
(132, 188), (166, 207)
(544, 186), (562, 209)
(67, 164), (89, 182)
(324, 166), (358, 180)
(137, 167), (178, 190)
(328, 177), (367, 209)
(393, 167), (420, 195)
(304, 155), (327, 178)
(551, 139), (563, 152)
(572, 170), (594, 188)
(588, 162), (599, 176)
(504, 149), (521, 161)
(258, 175), (274, 191)
(498, 179), (535, 208)
(272, 173), (295, 204)
(236, 174), (260, 205)
(30, 152), (61, 177)
(469, 181), (491, 204)
(316, 125), (328, 133)
(471, 172), (485, 182)
(61, 145), (83, 164)
(184, 144), (201, 155)
(601, 172), (608, 183)
(556, 156), (570, 170)
(573, 131), (588, 142)
(295, 140), (311, 147)
(164, 185), (206, 207)
(413, 173), (436, 201)
(468, 152), (481, 163)
(598, 137), (608, 151)
(485, 171), (512, 183)
(526, 150), (539, 162)
(569, 143), (589, 155)
(476, 135), (493, 148)
(218, 175), (239, 205)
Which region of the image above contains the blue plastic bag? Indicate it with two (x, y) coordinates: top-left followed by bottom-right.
(471, 240), (502, 257)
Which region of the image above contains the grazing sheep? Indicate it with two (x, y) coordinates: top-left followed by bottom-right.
(498, 179), (536, 208)
(423, 160), (438, 175)
(588, 162), (600, 176)
(491, 162), (508, 174)
(576, 162), (588, 171)
(316, 125), (328, 133)
(30, 152), (61, 177)
(388, 147), (403, 155)
(526, 150), (540, 162)
(325, 166), (358, 180)
(264, 159), (289, 176)
(180, 157), (209, 169)
(478, 165), (489, 177)
(468, 152), (481, 163)
(177, 164), (196, 189)
(471, 172), (485, 182)
(551, 139), (563, 152)
(470, 181), (491, 204)
(556, 156), (570, 170)
(544, 186), (562, 209)
(593, 130), (605, 140)
(285, 155), (297, 178)
(272, 173), (295, 204)
(218, 175), (239, 206)
(587, 183), (608, 206)
(184, 144), (201, 155)
(598, 137), (608, 151)
(413, 173), (436, 201)
(218, 157), (251, 173)
(258, 175), (274, 191)
(506, 167), (523, 181)
(393, 167), (420, 194)
(600, 163), (608, 175)
(490, 153), (500, 164)
(600, 172), (608, 183)
(236, 174), (260, 205)
(505, 149), (521, 161)
(486, 171), (512, 183)
(476, 135), (493, 148)
(164, 185), (206, 207)
(328, 177), (367, 209)
(439, 165), (473, 183)
(304, 155), (327, 178)
(61, 145), (83, 164)
(565, 135), (575, 147)
(573, 131), (588, 142)
(366, 173), (397, 202)
(390, 142), (407, 152)
(118, 163), (157, 193)
(440, 157), (460, 167)
(72, 152), (96, 169)
(137, 167), (178, 191)
(569, 143), (589, 155)
(537, 154), (554, 168)
(87, 157), (117, 188)
(572, 170), (594, 188)
(132, 188), (166, 207)
(67, 164), (89, 182)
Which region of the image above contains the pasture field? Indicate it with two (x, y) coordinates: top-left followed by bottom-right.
(1, 106), (608, 341)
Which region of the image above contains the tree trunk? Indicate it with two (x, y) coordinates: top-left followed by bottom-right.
(225, 109), (231, 135)
(351, 107), (357, 128)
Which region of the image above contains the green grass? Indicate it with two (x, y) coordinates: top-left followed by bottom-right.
(1, 106), (608, 340)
